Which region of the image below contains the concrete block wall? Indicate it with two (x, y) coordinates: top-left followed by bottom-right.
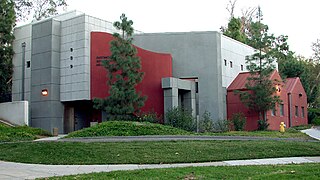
(30, 19), (64, 133)
(12, 25), (32, 102)
(221, 36), (255, 87)
(0, 101), (29, 126)
(60, 14), (118, 101)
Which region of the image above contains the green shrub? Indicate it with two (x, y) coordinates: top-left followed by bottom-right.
(138, 110), (162, 123)
(199, 111), (214, 132)
(257, 119), (269, 131)
(231, 112), (246, 131)
(308, 108), (320, 124)
(313, 117), (320, 126)
(212, 119), (230, 132)
(291, 124), (313, 130)
(165, 107), (195, 131)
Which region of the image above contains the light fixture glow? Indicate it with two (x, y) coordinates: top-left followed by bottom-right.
(275, 85), (281, 92)
(41, 89), (48, 96)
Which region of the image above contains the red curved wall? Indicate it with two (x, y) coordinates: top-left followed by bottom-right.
(90, 32), (172, 120)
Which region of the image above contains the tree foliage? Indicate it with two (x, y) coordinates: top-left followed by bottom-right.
(93, 14), (146, 119)
(14, 0), (67, 22)
(237, 7), (282, 130)
(0, 0), (15, 102)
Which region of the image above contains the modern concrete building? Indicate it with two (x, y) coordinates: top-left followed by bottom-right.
(12, 11), (269, 133)
(134, 32), (256, 120)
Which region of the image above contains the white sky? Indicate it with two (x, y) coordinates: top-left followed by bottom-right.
(66, 0), (320, 58)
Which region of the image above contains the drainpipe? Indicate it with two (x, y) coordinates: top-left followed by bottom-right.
(288, 93), (292, 127)
(21, 42), (26, 100)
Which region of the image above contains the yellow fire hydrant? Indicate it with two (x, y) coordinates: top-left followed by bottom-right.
(280, 122), (285, 133)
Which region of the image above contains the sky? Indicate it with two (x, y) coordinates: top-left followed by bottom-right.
(65, 0), (320, 58)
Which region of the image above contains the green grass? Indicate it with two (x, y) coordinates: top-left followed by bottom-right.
(44, 163), (320, 180)
(1, 140), (319, 165)
(202, 129), (311, 139)
(66, 121), (191, 138)
(0, 123), (51, 142)
(66, 121), (310, 139)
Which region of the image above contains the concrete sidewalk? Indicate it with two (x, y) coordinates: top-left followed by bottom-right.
(1, 156), (320, 179)
(301, 126), (320, 140)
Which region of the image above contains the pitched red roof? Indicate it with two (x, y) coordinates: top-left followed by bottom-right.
(285, 77), (299, 93)
(227, 71), (278, 91)
(227, 72), (251, 91)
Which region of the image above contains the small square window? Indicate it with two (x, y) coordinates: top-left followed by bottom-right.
(224, 59), (227, 66)
(70, 56), (73, 60)
(241, 64), (244, 71)
(26, 61), (30, 68)
(70, 48), (73, 52)
(230, 61), (233, 68)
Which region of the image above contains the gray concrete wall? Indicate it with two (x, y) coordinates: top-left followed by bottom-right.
(31, 19), (64, 133)
(0, 101), (29, 126)
(134, 32), (225, 120)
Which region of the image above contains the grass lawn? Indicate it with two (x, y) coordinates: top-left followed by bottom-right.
(0, 123), (51, 142)
(44, 163), (320, 180)
(66, 121), (191, 138)
(65, 121), (311, 139)
(1, 140), (319, 165)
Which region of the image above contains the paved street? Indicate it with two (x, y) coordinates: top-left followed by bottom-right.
(1, 156), (320, 179)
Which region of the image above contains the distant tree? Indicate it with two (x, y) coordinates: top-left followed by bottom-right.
(223, 17), (246, 43)
(14, 0), (67, 22)
(0, 0), (15, 102)
(93, 14), (147, 120)
(238, 7), (282, 130)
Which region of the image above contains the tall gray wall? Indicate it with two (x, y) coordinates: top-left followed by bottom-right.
(134, 32), (225, 120)
(31, 19), (64, 133)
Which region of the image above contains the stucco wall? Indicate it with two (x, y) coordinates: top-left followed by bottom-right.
(0, 101), (29, 126)
(134, 31), (225, 120)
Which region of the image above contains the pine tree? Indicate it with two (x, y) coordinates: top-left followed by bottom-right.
(238, 7), (282, 130)
(94, 14), (146, 120)
(0, 0), (15, 102)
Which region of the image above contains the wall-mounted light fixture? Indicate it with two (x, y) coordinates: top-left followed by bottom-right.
(275, 85), (281, 92)
(41, 89), (48, 96)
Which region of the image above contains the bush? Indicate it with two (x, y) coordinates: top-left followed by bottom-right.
(308, 108), (320, 124)
(199, 111), (214, 132)
(137, 110), (162, 123)
(231, 112), (246, 131)
(313, 117), (320, 126)
(165, 107), (195, 131)
(258, 119), (269, 131)
(212, 119), (230, 132)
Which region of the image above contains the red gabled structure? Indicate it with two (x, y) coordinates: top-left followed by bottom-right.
(285, 77), (308, 127)
(227, 70), (307, 131)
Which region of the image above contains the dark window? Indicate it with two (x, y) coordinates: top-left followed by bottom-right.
(271, 108), (276, 116)
(70, 48), (73, 52)
(70, 65), (73, 68)
(26, 61), (31, 68)
(241, 64), (244, 71)
(301, 107), (305, 118)
(230, 61), (233, 68)
(70, 56), (73, 60)
(280, 104), (284, 116)
(195, 82), (199, 93)
(295, 106), (299, 117)
(224, 59), (227, 66)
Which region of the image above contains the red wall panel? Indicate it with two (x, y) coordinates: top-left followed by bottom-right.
(90, 32), (172, 120)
